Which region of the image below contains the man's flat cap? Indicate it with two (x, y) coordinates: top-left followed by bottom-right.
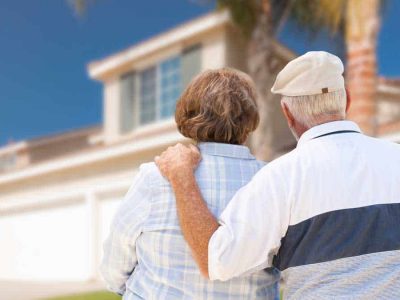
(271, 51), (345, 96)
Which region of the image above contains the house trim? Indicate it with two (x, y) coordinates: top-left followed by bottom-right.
(88, 10), (230, 80)
(0, 131), (187, 187)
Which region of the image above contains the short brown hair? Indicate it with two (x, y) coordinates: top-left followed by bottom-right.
(175, 68), (259, 144)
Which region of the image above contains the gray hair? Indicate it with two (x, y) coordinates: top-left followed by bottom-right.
(281, 89), (347, 128)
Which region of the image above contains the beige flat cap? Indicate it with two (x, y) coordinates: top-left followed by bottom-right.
(271, 51), (345, 96)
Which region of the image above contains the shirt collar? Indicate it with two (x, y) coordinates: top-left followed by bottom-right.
(297, 120), (362, 147)
(198, 142), (255, 160)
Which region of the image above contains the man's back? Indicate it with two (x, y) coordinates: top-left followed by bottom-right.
(126, 142), (278, 299)
(152, 53), (399, 299)
(272, 121), (400, 298)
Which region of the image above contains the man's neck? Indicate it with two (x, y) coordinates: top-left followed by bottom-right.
(295, 116), (345, 140)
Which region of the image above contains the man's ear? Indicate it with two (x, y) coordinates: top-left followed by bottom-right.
(281, 100), (294, 127)
(345, 88), (351, 113)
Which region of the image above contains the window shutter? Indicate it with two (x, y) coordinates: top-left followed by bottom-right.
(182, 44), (202, 88)
(120, 72), (136, 133)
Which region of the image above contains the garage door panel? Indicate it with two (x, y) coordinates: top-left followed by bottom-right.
(0, 204), (89, 281)
(97, 198), (120, 274)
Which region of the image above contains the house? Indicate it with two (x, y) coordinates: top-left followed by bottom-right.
(0, 11), (293, 285)
(0, 9), (398, 288)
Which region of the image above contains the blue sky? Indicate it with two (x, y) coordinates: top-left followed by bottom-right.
(0, 0), (399, 146)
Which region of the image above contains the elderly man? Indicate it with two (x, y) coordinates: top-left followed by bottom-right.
(155, 51), (400, 298)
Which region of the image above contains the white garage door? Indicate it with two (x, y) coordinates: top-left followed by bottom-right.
(97, 198), (121, 273)
(0, 203), (89, 281)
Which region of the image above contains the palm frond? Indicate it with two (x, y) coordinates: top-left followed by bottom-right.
(217, 0), (293, 36)
(67, 0), (96, 16)
(289, 0), (347, 36)
(216, 0), (259, 36)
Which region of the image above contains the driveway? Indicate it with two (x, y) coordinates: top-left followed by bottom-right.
(0, 280), (106, 300)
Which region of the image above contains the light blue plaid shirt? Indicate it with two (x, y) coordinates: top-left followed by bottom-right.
(101, 142), (280, 299)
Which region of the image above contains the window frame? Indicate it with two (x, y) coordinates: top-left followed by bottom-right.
(136, 54), (182, 126)
(118, 44), (202, 134)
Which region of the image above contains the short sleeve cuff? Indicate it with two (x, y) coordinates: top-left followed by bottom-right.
(208, 228), (232, 282)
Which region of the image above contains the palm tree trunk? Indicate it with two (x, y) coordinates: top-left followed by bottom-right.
(346, 0), (381, 135)
(246, 0), (285, 160)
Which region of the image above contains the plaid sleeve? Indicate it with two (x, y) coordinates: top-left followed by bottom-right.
(100, 164), (153, 295)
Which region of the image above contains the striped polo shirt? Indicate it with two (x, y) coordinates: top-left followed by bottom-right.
(208, 121), (400, 299)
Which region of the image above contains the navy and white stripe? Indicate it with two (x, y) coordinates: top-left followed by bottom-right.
(274, 203), (400, 270)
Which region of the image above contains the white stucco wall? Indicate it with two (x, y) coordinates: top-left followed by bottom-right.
(200, 30), (227, 70)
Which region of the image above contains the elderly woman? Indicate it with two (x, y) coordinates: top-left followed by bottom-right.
(101, 68), (279, 299)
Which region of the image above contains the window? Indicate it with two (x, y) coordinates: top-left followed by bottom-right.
(160, 56), (182, 118)
(119, 45), (201, 132)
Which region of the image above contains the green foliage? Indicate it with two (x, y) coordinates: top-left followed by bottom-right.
(216, 0), (259, 36)
(289, 0), (346, 36)
(217, 0), (295, 36)
(218, 0), (385, 39)
(44, 290), (121, 300)
(68, 0), (387, 38)
(67, 0), (97, 16)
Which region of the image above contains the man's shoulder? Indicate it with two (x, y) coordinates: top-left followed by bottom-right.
(367, 135), (400, 150)
(359, 136), (400, 163)
(247, 150), (300, 189)
(263, 148), (300, 171)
